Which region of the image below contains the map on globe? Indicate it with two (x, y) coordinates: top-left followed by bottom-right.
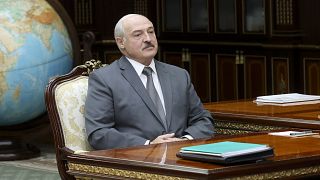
(0, 0), (73, 126)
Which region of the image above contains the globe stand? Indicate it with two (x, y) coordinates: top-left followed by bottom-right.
(0, 113), (51, 161)
(0, 139), (40, 161)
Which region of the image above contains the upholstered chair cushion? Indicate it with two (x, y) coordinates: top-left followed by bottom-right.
(55, 76), (93, 152)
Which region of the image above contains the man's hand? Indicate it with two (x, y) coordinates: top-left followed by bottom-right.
(150, 133), (186, 144)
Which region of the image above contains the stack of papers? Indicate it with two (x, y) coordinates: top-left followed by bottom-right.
(177, 141), (274, 164)
(255, 93), (320, 106)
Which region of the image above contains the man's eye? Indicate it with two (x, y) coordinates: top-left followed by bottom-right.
(134, 34), (141, 37)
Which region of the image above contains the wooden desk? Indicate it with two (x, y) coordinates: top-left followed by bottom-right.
(204, 100), (320, 135)
(66, 133), (320, 179)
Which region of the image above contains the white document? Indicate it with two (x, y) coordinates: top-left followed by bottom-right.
(269, 131), (318, 137)
(256, 93), (320, 104)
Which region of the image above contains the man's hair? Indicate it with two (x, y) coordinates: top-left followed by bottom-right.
(114, 14), (141, 39)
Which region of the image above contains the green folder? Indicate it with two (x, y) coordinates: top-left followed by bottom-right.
(177, 141), (274, 164)
(180, 141), (269, 157)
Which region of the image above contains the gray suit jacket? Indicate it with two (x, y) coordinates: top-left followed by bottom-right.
(85, 56), (214, 149)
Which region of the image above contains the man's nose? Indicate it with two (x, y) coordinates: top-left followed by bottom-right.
(143, 33), (151, 42)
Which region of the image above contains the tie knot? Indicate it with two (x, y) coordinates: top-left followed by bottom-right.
(142, 67), (153, 76)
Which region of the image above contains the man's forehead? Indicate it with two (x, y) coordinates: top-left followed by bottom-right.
(124, 16), (154, 32)
(131, 26), (154, 33)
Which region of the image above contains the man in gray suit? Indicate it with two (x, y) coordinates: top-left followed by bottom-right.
(85, 14), (214, 150)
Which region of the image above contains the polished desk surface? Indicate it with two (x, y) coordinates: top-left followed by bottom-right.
(69, 133), (320, 179)
(204, 100), (320, 129)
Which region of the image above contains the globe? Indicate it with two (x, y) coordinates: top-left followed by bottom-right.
(0, 0), (73, 126)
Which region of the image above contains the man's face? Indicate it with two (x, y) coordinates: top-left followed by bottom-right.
(118, 15), (158, 65)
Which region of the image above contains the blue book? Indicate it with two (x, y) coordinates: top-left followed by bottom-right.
(177, 141), (274, 164)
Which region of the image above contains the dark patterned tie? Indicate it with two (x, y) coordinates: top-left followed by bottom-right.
(142, 67), (167, 128)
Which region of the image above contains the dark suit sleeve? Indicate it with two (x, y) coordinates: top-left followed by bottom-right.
(182, 70), (215, 139)
(85, 71), (147, 150)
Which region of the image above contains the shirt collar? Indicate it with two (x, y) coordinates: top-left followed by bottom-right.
(126, 57), (157, 76)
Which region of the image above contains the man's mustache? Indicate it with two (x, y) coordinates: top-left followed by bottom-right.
(143, 43), (155, 50)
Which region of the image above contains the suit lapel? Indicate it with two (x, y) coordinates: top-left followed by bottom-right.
(118, 57), (166, 129)
(156, 61), (173, 129)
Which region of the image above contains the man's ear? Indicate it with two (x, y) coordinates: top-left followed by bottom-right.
(115, 37), (125, 49)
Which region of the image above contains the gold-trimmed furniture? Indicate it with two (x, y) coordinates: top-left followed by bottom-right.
(65, 133), (320, 179)
(45, 62), (320, 179)
(45, 60), (104, 179)
(45, 77), (320, 179)
(204, 100), (320, 135)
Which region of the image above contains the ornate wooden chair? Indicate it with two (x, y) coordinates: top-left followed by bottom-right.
(45, 60), (104, 179)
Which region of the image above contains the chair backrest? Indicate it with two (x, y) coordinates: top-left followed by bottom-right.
(45, 60), (104, 179)
(54, 75), (92, 152)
